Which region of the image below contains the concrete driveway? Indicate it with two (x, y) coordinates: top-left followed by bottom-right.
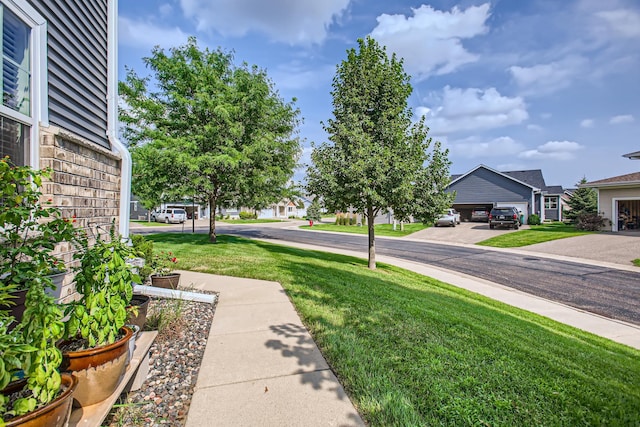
(409, 221), (528, 244)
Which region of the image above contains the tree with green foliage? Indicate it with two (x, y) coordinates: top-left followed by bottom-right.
(306, 37), (453, 269)
(119, 37), (301, 242)
(565, 177), (597, 222)
(305, 199), (322, 222)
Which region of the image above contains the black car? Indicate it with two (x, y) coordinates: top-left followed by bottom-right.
(489, 207), (520, 229)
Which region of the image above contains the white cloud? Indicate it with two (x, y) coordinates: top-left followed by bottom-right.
(595, 9), (640, 38)
(527, 124), (543, 131)
(509, 56), (588, 95)
(449, 136), (525, 159)
(609, 114), (635, 124)
(179, 0), (349, 45)
(370, 3), (490, 78)
(518, 141), (583, 160)
(417, 86), (528, 134)
(159, 4), (173, 17)
(271, 63), (334, 90)
(580, 119), (594, 128)
(119, 17), (190, 49)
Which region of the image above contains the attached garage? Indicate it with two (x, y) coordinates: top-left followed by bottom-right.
(446, 165), (562, 224)
(583, 171), (640, 232)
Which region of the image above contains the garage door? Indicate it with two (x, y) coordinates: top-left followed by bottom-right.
(497, 202), (528, 224)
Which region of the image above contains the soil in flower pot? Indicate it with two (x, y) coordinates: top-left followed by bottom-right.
(127, 294), (150, 331)
(59, 326), (133, 407)
(1, 373), (78, 427)
(150, 273), (181, 289)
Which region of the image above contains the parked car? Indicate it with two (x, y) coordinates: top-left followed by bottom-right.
(150, 210), (158, 221)
(471, 207), (490, 222)
(154, 208), (187, 224)
(489, 207), (520, 229)
(434, 212), (457, 227)
(445, 208), (461, 224)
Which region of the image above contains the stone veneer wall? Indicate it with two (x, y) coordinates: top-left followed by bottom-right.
(38, 126), (122, 301)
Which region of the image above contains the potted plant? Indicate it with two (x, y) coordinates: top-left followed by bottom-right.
(149, 251), (180, 289)
(1, 275), (78, 426)
(0, 157), (77, 318)
(59, 224), (139, 407)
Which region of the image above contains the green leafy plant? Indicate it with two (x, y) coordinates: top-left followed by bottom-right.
(150, 251), (178, 277)
(528, 214), (541, 225)
(64, 225), (140, 348)
(239, 211), (257, 220)
(131, 234), (154, 278)
(0, 158), (76, 423)
(0, 157), (77, 291)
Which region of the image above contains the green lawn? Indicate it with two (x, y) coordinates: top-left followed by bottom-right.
(130, 220), (171, 226)
(477, 222), (593, 247)
(219, 218), (284, 224)
(144, 233), (640, 426)
(301, 222), (429, 237)
(633, 259), (640, 267)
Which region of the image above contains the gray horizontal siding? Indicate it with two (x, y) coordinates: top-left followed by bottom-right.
(28, 0), (109, 149)
(448, 167), (532, 204)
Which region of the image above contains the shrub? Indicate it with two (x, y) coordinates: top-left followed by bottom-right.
(131, 234), (154, 278)
(528, 214), (541, 225)
(239, 211), (257, 220)
(576, 213), (606, 231)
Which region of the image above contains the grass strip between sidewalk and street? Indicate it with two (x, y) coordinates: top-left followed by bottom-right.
(145, 233), (640, 426)
(219, 218), (285, 224)
(300, 222), (429, 237)
(477, 222), (593, 247)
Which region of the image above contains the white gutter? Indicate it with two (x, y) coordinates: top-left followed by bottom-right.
(107, 0), (131, 238)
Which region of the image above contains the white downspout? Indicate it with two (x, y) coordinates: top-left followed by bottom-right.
(107, 0), (131, 238)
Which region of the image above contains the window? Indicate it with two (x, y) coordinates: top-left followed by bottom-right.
(0, 1), (46, 166)
(2, 6), (30, 116)
(544, 196), (557, 209)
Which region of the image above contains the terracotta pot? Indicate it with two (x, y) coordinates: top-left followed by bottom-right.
(150, 273), (181, 289)
(127, 294), (150, 331)
(2, 373), (77, 427)
(60, 326), (133, 407)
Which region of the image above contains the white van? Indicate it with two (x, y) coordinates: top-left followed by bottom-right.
(154, 208), (187, 224)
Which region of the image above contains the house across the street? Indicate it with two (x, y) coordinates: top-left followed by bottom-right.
(446, 165), (564, 224)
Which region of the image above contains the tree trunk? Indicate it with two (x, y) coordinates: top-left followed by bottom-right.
(367, 205), (376, 269)
(209, 196), (217, 243)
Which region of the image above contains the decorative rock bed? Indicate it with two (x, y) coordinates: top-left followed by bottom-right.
(103, 293), (218, 426)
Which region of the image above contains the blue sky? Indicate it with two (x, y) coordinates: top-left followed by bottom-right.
(118, 0), (640, 189)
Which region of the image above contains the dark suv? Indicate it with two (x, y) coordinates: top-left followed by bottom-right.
(489, 207), (520, 229)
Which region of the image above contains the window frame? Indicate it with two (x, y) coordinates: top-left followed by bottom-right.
(0, 0), (47, 167)
(544, 196), (558, 210)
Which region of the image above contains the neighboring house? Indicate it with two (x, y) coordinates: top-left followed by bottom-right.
(257, 196), (312, 219)
(623, 151), (640, 160)
(0, 1), (129, 297)
(582, 170), (640, 232)
(446, 165), (564, 224)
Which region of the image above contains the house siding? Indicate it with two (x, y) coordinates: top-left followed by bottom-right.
(448, 167), (533, 213)
(22, 0), (119, 301)
(28, 0), (110, 149)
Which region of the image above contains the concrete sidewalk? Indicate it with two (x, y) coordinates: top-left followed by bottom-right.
(175, 239), (640, 426)
(182, 271), (365, 427)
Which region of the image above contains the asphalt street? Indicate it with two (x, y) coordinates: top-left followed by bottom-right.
(132, 221), (640, 326)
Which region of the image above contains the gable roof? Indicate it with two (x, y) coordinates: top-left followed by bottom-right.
(545, 185), (564, 195)
(623, 151), (640, 160)
(448, 164), (564, 192)
(582, 171), (640, 188)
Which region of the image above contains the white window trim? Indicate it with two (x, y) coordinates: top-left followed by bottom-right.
(0, 0), (47, 167)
